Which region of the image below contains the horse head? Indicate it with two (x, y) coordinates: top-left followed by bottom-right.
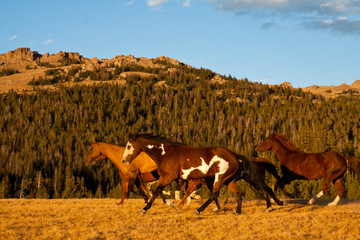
(122, 134), (143, 165)
(256, 133), (276, 152)
(84, 139), (108, 166)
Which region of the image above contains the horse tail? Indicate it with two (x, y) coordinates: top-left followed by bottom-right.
(250, 157), (281, 181)
(345, 156), (360, 175)
(239, 155), (271, 193)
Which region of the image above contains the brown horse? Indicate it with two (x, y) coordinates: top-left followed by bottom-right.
(85, 140), (170, 205)
(122, 134), (282, 214)
(257, 133), (347, 206)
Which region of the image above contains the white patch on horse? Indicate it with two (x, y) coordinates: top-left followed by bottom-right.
(328, 195), (340, 206)
(181, 158), (208, 179)
(308, 190), (323, 205)
(147, 144), (166, 155)
(160, 144), (166, 155)
(209, 156), (229, 185)
(180, 155), (229, 186)
(122, 142), (135, 161)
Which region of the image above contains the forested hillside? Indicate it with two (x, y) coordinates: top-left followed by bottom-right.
(1, 63), (359, 200)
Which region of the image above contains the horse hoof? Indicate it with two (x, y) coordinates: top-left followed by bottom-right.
(193, 210), (200, 215)
(140, 209), (147, 214)
(264, 207), (273, 213)
(232, 212), (240, 215)
(212, 208), (219, 212)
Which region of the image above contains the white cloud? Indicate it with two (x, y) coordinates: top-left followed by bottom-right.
(146, 0), (192, 8)
(304, 17), (360, 35)
(204, 0), (360, 35)
(125, 0), (135, 6)
(183, 0), (192, 7)
(8, 35), (18, 40)
(142, 0), (360, 35)
(42, 39), (55, 45)
(147, 0), (168, 7)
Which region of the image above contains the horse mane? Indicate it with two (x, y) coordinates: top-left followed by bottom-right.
(274, 134), (302, 152)
(131, 133), (186, 146)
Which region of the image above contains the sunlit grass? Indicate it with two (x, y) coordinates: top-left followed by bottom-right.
(0, 198), (359, 239)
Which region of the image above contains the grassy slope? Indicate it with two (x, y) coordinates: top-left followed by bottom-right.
(1, 198), (359, 239)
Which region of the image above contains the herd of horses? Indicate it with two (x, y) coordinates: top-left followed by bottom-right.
(84, 133), (360, 215)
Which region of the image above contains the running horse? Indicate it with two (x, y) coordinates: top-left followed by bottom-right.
(176, 157), (283, 210)
(257, 133), (347, 206)
(85, 139), (170, 205)
(122, 134), (283, 215)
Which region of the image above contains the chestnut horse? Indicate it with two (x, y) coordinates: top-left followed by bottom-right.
(85, 140), (170, 205)
(257, 133), (347, 206)
(122, 134), (283, 214)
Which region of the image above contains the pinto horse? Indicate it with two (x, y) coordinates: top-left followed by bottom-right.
(176, 157), (283, 210)
(85, 139), (171, 205)
(257, 133), (347, 206)
(122, 134), (282, 214)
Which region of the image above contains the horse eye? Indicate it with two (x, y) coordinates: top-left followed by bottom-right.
(89, 147), (94, 151)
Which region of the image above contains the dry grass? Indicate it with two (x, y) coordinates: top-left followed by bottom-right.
(1, 198), (359, 240)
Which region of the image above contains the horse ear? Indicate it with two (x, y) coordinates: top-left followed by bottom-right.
(93, 138), (97, 144)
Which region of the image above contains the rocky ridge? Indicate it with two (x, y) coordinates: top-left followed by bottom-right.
(0, 48), (359, 97)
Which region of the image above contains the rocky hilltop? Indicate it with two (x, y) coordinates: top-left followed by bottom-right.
(0, 48), (194, 93)
(0, 48), (359, 97)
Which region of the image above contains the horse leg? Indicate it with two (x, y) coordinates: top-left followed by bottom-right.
(135, 177), (150, 204)
(194, 191), (219, 215)
(177, 181), (200, 209)
(117, 179), (129, 205)
(227, 179), (243, 214)
(141, 177), (174, 214)
(328, 178), (344, 206)
(247, 178), (278, 210)
(194, 178), (217, 215)
(275, 177), (295, 198)
(261, 183), (283, 206)
(203, 178), (221, 211)
(309, 176), (332, 205)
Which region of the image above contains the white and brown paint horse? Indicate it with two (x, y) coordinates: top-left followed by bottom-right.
(177, 157), (284, 210)
(122, 134), (282, 214)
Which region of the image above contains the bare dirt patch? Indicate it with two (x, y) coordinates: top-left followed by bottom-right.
(0, 198), (359, 239)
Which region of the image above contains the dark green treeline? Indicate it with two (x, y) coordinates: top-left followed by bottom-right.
(1, 66), (359, 199)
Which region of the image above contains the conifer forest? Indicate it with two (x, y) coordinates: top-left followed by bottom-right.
(1, 63), (359, 200)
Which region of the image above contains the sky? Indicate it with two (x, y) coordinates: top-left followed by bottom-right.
(1, 0), (359, 88)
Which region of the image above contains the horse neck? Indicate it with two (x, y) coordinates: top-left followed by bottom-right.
(271, 138), (293, 163)
(97, 142), (126, 171)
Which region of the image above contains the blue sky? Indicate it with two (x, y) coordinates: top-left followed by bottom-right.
(1, 0), (359, 88)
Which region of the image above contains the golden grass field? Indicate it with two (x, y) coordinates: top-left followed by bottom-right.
(1, 198), (359, 240)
